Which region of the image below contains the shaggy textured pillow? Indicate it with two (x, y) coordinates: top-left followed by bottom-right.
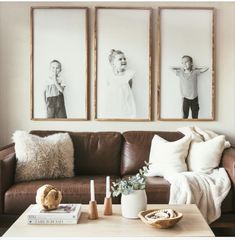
(147, 134), (191, 177)
(13, 131), (74, 182)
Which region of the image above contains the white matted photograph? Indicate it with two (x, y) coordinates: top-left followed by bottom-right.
(31, 7), (88, 120)
(95, 7), (152, 121)
(158, 7), (215, 121)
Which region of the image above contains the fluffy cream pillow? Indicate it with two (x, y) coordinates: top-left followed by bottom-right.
(187, 135), (225, 173)
(13, 131), (74, 182)
(147, 135), (191, 177)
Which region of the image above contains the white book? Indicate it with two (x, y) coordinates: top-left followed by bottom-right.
(27, 204), (82, 224)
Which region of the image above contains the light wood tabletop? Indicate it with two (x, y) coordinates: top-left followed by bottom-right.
(2, 204), (214, 238)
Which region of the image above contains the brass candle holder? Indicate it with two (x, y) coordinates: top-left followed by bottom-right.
(103, 197), (112, 215)
(88, 200), (98, 220)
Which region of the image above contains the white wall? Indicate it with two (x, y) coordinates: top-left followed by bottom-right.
(0, 1), (235, 147)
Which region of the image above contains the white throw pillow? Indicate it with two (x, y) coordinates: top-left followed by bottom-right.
(13, 131), (74, 182)
(147, 135), (191, 177)
(187, 135), (225, 173)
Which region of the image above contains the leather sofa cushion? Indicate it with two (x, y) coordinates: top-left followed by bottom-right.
(146, 177), (170, 204)
(30, 131), (122, 176)
(5, 175), (233, 216)
(121, 131), (184, 176)
(4, 176), (119, 215)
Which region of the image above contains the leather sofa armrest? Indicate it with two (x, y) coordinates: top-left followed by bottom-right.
(0, 143), (15, 159)
(0, 144), (16, 214)
(221, 147), (235, 185)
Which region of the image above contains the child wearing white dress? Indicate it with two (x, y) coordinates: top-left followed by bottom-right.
(44, 60), (67, 118)
(104, 49), (136, 119)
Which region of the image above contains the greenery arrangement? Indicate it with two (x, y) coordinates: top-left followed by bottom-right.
(111, 161), (151, 197)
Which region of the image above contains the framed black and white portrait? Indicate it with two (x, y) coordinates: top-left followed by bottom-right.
(95, 7), (152, 121)
(158, 7), (215, 121)
(31, 7), (88, 120)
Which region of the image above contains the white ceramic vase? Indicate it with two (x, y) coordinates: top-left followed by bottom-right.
(121, 189), (147, 219)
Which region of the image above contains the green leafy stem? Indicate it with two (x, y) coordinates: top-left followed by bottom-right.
(111, 161), (151, 197)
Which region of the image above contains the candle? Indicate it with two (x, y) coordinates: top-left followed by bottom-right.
(106, 176), (111, 198)
(90, 180), (95, 201)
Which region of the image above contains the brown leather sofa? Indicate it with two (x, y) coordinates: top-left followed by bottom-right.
(0, 130), (234, 228)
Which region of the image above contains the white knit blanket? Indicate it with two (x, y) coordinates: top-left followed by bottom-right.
(164, 126), (231, 224)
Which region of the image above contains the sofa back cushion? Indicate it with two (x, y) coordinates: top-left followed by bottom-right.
(30, 131), (122, 176)
(121, 131), (185, 176)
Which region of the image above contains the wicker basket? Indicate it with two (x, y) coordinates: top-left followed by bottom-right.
(138, 209), (183, 229)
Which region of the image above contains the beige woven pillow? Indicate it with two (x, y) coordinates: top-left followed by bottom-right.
(13, 131), (74, 182)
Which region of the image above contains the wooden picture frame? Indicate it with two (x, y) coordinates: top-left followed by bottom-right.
(31, 7), (89, 120)
(95, 7), (152, 121)
(157, 7), (215, 121)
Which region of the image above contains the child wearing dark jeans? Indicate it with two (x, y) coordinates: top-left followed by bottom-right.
(183, 97), (199, 119)
(44, 60), (67, 118)
(172, 55), (208, 119)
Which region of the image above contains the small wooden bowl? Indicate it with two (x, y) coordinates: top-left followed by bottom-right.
(138, 209), (183, 229)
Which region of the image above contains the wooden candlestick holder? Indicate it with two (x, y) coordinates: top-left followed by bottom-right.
(88, 200), (98, 220)
(104, 197), (112, 215)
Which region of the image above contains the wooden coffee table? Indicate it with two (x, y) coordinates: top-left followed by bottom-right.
(2, 204), (214, 237)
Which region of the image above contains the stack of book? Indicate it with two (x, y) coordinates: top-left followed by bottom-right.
(27, 204), (82, 224)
